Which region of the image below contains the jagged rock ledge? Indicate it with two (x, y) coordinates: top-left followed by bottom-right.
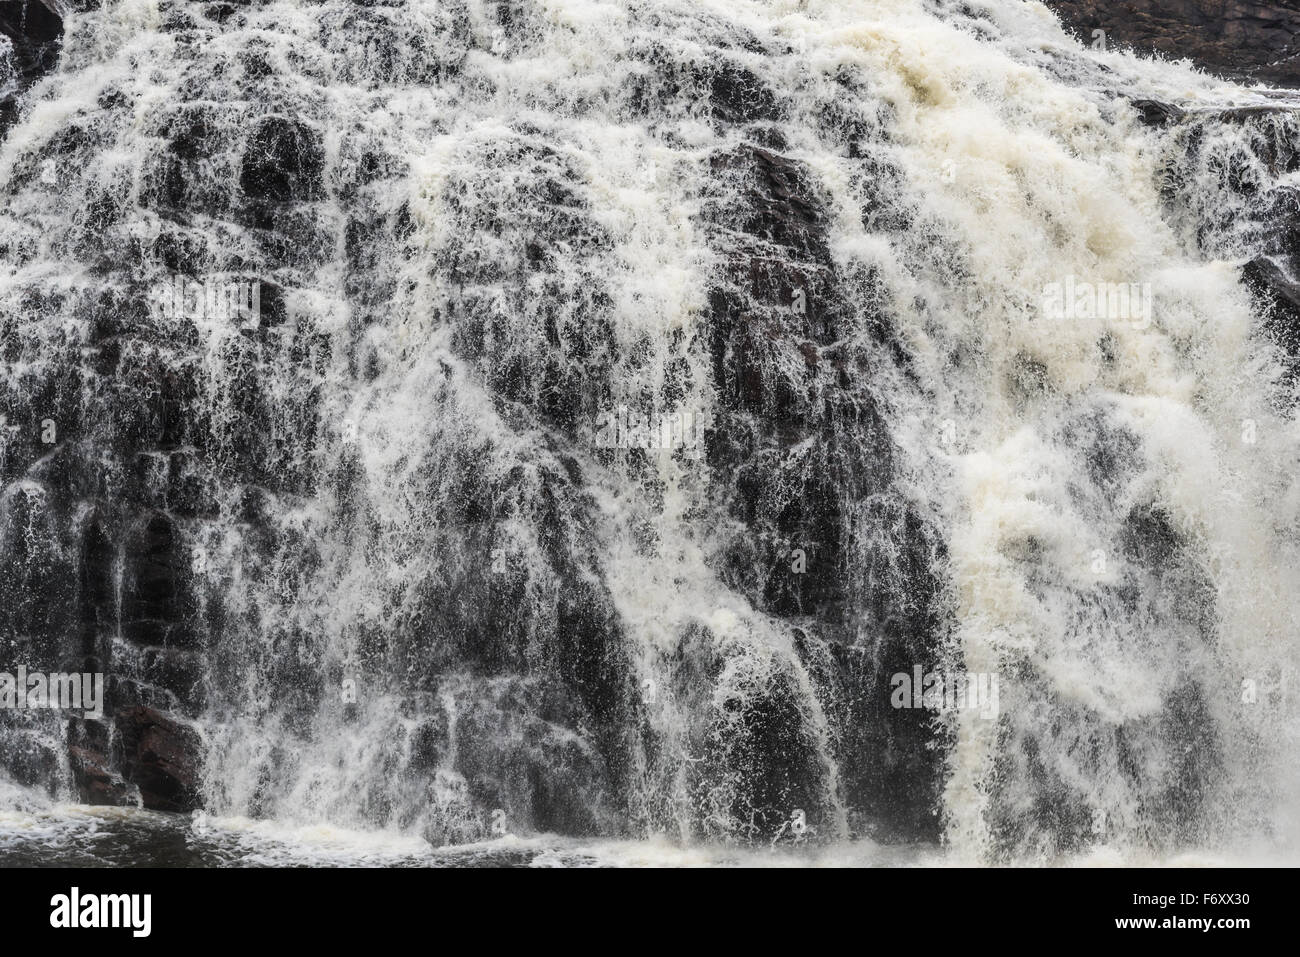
(1046, 0), (1300, 87)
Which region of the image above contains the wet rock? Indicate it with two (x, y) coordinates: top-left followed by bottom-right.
(0, 0), (63, 136)
(651, 623), (835, 841)
(698, 140), (947, 841)
(0, 730), (61, 794)
(709, 63), (780, 123)
(804, 626), (947, 842)
(708, 144), (832, 260)
(239, 115), (325, 204)
(1242, 255), (1300, 360)
(69, 745), (137, 806)
(1129, 98), (1185, 127)
(120, 512), (184, 627)
(1121, 502), (1182, 568)
(434, 133), (616, 438)
(435, 676), (622, 841)
(1046, 1), (1300, 87)
(0, 480), (79, 664)
(138, 647), (207, 711)
(115, 705), (203, 812)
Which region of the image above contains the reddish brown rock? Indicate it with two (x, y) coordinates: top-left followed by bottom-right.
(115, 705), (203, 812)
(68, 745), (137, 807)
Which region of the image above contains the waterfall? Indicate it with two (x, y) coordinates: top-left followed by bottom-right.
(1, 0), (1298, 865)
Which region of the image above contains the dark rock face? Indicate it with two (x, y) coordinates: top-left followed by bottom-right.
(240, 116), (326, 205)
(68, 722), (136, 806)
(0, 0), (955, 847)
(0, 0), (334, 814)
(0, 0), (1275, 860)
(115, 705), (203, 812)
(699, 138), (947, 841)
(1153, 100), (1300, 374)
(1243, 254), (1300, 375)
(0, 1), (63, 134)
(1045, 1), (1300, 86)
(1129, 98), (1186, 128)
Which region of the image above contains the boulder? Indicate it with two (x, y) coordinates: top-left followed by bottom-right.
(1129, 98), (1186, 127)
(115, 705), (203, 812)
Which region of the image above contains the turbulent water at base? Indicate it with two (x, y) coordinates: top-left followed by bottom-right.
(1, 0), (1299, 867)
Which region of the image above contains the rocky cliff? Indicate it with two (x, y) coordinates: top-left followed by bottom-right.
(1046, 0), (1300, 86)
(2, 0), (1298, 858)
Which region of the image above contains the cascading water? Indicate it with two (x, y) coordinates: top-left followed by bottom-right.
(0, 0), (1297, 866)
